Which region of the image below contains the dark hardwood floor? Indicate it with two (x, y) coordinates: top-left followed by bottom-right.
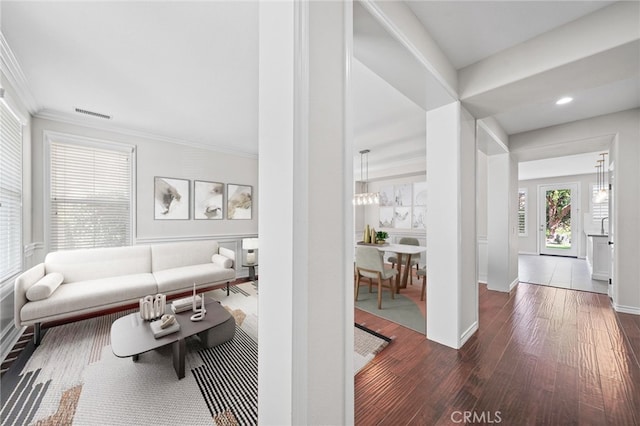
(355, 282), (640, 425)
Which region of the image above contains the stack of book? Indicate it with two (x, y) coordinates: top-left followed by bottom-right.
(171, 295), (202, 313)
(150, 319), (180, 338)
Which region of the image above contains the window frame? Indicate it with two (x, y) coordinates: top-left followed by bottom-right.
(44, 131), (136, 253)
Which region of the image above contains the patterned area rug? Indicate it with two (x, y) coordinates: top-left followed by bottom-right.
(1, 282), (389, 425)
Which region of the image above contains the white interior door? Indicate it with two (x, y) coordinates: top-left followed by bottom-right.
(538, 183), (579, 257)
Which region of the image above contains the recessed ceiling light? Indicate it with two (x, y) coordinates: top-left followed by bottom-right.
(556, 97), (573, 105)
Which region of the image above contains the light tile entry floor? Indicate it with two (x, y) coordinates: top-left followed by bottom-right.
(518, 254), (608, 294)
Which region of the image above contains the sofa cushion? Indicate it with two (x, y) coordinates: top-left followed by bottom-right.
(26, 272), (64, 301)
(45, 245), (152, 283)
(153, 263), (235, 293)
(219, 247), (235, 262)
(151, 240), (220, 272)
(20, 273), (157, 323)
(211, 254), (233, 269)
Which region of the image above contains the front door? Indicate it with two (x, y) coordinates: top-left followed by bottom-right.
(539, 183), (579, 257)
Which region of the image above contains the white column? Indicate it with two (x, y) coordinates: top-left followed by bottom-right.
(487, 153), (519, 292)
(426, 102), (478, 349)
(258, 2), (353, 425)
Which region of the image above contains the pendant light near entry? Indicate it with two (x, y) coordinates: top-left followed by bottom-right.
(353, 149), (379, 205)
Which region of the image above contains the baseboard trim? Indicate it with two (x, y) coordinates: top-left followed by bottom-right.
(612, 303), (640, 315)
(518, 251), (538, 256)
(459, 321), (478, 348)
(509, 278), (519, 291)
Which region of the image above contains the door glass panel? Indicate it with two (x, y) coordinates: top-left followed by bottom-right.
(545, 189), (572, 250)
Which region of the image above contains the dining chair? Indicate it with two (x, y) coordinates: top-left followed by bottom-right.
(416, 267), (427, 301)
(355, 246), (398, 309)
(388, 237), (422, 284)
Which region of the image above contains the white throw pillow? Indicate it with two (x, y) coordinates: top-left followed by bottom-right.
(26, 272), (64, 301)
(211, 254), (233, 269)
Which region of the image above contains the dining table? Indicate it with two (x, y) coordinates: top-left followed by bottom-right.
(359, 242), (426, 294)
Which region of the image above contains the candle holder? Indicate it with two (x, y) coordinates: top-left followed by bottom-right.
(139, 294), (166, 321)
(190, 283), (206, 322)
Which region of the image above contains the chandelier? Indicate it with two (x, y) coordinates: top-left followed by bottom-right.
(593, 152), (608, 203)
(353, 149), (379, 205)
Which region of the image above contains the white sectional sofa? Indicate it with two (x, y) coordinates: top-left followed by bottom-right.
(14, 240), (236, 345)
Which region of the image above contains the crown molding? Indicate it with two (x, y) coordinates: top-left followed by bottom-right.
(35, 109), (258, 159)
(0, 32), (40, 114)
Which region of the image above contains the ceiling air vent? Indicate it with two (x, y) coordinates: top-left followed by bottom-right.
(74, 107), (112, 120)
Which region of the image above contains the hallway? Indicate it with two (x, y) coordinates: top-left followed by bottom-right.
(518, 254), (608, 294)
(355, 282), (640, 424)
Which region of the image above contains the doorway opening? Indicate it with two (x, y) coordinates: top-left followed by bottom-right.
(538, 183), (579, 257)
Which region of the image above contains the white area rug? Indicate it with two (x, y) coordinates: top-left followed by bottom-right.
(75, 344), (212, 425)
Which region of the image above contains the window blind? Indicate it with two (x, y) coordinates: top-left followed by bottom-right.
(591, 184), (609, 221)
(518, 189), (527, 236)
(49, 140), (132, 251)
(0, 101), (23, 283)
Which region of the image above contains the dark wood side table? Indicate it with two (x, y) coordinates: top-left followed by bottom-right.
(243, 263), (258, 281)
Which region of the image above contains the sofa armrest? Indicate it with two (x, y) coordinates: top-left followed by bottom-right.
(219, 247), (236, 268)
(14, 263), (46, 328)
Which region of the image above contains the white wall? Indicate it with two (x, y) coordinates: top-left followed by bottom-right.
(477, 118), (511, 288)
(487, 153), (518, 292)
(477, 151), (488, 282)
(518, 173), (596, 258)
(258, 2), (352, 424)
(508, 154), (519, 284)
(459, 106), (478, 339)
(30, 117), (258, 262)
(426, 102), (477, 349)
(476, 151), (488, 237)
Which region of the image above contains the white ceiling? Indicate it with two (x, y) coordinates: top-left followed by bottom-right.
(406, 1), (615, 69)
(1, 1), (259, 155)
(2, 1), (639, 179)
(353, 0), (639, 178)
(353, 58), (426, 179)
